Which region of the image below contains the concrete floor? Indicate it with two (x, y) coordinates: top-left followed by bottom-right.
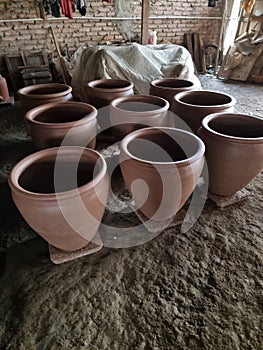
(0, 75), (262, 349)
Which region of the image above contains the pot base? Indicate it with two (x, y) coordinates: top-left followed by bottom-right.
(207, 188), (250, 208)
(49, 232), (103, 264)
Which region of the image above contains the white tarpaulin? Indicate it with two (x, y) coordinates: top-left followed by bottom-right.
(71, 43), (200, 100)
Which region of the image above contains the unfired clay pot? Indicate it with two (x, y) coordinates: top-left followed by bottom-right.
(197, 112), (263, 196)
(149, 78), (196, 108)
(83, 79), (134, 132)
(172, 90), (236, 133)
(110, 95), (170, 140)
(25, 101), (97, 150)
(8, 147), (109, 252)
(120, 127), (205, 221)
(18, 83), (73, 112)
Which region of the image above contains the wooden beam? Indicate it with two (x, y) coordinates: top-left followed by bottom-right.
(141, 0), (150, 44)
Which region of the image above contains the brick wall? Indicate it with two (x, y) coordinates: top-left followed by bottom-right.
(0, 0), (223, 70)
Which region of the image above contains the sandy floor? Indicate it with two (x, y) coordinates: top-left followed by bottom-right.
(0, 75), (262, 349)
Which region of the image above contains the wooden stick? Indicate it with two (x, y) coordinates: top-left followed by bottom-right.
(49, 25), (68, 84)
(214, 0), (227, 76)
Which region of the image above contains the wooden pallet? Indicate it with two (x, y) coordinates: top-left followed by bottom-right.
(49, 233), (103, 264)
(0, 95), (14, 108)
(4, 49), (52, 95)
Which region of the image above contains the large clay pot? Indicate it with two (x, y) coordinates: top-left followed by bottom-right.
(25, 101), (97, 150)
(83, 79), (134, 132)
(197, 112), (263, 196)
(18, 83), (73, 112)
(120, 127), (205, 221)
(8, 147), (109, 252)
(110, 95), (170, 140)
(172, 90), (236, 133)
(149, 78), (196, 108)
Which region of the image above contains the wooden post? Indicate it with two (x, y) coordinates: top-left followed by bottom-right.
(214, 0), (227, 75)
(141, 0), (150, 44)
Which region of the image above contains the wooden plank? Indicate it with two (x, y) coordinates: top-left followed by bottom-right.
(183, 33), (194, 58)
(199, 35), (207, 74)
(23, 49), (49, 66)
(141, 0), (150, 45)
(230, 42), (263, 81)
(214, 0), (227, 75)
(218, 42), (263, 81)
(192, 32), (201, 72)
(18, 65), (49, 70)
(4, 53), (25, 95)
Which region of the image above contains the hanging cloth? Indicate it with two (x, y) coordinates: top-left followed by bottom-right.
(77, 0), (87, 16)
(61, 0), (73, 19)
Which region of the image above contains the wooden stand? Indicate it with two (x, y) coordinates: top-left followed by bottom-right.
(49, 233), (103, 264)
(0, 96), (14, 107)
(208, 188), (250, 208)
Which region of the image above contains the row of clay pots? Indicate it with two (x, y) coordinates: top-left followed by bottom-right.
(19, 79), (236, 142)
(9, 126), (206, 251)
(17, 80), (263, 200)
(9, 80), (263, 254)
(9, 112), (263, 252)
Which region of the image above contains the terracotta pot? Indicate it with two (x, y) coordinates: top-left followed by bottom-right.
(120, 127), (205, 221)
(18, 83), (73, 112)
(110, 95), (170, 140)
(172, 90), (236, 133)
(25, 101), (97, 150)
(0, 74), (10, 102)
(149, 78), (196, 108)
(8, 147), (109, 252)
(83, 79), (134, 132)
(197, 113), (263, 196)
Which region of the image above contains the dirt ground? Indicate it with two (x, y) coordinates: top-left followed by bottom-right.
(0, 75), (262, 350)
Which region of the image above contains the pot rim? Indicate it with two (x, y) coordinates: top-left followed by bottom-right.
(110, 94), (169, 115)
(150, 78), (194, 90)
(86, 79), (134, 92)
(174, 89), (236, 108)
(25, 101), (97, 129)
(18, 83), (72, 100)
(200, 112), (263, 142)
(8, 146), (107, 200)
(120, 126), (205, 166)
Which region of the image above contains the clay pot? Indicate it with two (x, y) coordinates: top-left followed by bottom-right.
(18, 83), (73, 112)
(8, 147), (109, 251)
(0, 75), (10, 102)
(25, 101), (97, 150)
(83, 79), (134, 132)
(197, 113), (263, 196)
(120, 127), (205, 221)
(172, 90), (236, 133)
(110, 95), (170, 140)
(149, 78), (196, 107)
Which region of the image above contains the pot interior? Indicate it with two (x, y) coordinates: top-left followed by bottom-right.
(155, 80), (193, 88)
(127, 130), (200, 162)
(180, 92), (232, 106)
(93, 80), (131, 89)
(34, 106), (92, 123)
(27, 85), (69, 95)
(117, 101), (162, 112)
(18, 159), (99, 194)
(209, 115), (263, 138)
